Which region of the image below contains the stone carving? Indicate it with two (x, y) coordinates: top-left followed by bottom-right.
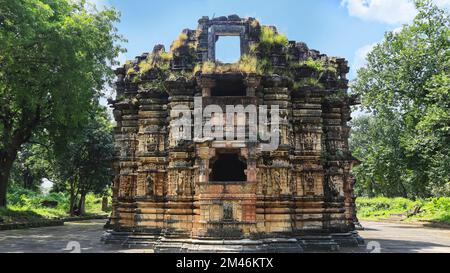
(146, 135), (158, 152)
(280, 125), (289, 146)
(146, 173), (154, 196)
(304, 133), (315, 151)
(119, 176), (135, 198)
(223, 203), (234, 221)
(107, 16), (360, 250)
(176, 171), (184, 196)
(329, 175), (344, 198)
(167, 169), (194, 196)
(272, 170), (282, 195)
(269, 168), (290, 195)
(305, 172), (315, 195)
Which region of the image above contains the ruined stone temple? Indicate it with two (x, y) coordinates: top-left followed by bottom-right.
(104, 15), (362, 252)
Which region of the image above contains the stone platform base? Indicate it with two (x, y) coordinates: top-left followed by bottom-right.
(102, 231), (364, 253)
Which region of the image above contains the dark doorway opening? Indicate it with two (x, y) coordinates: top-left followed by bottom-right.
(210, 153), (247, 182)
(211, 77), (246, 97)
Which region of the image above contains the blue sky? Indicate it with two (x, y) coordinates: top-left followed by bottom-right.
(45, 0), (450, 189)
(92, 0), (449, 80)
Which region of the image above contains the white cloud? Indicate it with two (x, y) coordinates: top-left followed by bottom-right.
(341, 0), (417, 24)
(115, 52), (128, 68)
(353, 43), (376, 71)
(349, 0), (450, 72)
(341, 0), (450, 25)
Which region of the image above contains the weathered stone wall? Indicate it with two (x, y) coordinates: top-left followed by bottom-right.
(107, 15), (360, 250)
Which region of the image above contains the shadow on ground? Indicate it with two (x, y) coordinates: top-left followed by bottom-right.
(0, 220), (449, 253)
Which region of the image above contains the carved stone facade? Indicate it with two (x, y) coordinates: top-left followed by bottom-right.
(104, 16), (362, 252)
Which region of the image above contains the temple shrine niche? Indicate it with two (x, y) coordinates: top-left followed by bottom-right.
(104, 15), (362, 252)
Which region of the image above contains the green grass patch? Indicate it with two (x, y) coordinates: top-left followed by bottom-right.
(357, 197), (450, 224)
(0, 205), (67, 223)
(0, 185), (109, 224)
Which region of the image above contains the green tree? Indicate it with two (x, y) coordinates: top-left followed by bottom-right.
(52, 106), (114, 216)
(350, 114), (412, 198)
(10, 142), (51, 190)
(0, 0), (124, 207)
(351, 0), (450, 198)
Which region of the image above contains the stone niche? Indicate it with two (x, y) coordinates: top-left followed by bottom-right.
(104, 15), (363, 252)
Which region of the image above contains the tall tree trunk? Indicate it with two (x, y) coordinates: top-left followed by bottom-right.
(69, 181), (77, 216)
(0, 172), (9, 208)
(23, 168), (34, 189)
(399, 181), (408, 199)
(78, 191), (86, 216)
(0, 155), (15, 208)
(101, 197), (108, 212)
(0, 107), (40, 207)
(69, 193), (76, 217)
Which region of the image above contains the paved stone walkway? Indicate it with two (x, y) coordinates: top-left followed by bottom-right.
(0, 220), (151, 253)
(0, 220), (449, 253)
(354, 221), (450, 253)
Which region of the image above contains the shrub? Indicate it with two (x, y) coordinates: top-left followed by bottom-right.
(304, 58), (325, 72)
(170, 32), (188, 53)
(138, 60), (152, 74)
(259, 26), (289, 55)
(293, 78), (324, 89)
(260, 26), (289, 48)
(237, 55), (261, 73)
(1, 185), (107, 223)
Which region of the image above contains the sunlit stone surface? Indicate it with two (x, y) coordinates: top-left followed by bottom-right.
(105, 16), (362, 252)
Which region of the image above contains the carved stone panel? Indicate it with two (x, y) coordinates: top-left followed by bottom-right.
(168, 169), (194, 197)
(328, 175), (345, 198)
(109, 16), (359, 243)
(118, 175), (136, 198)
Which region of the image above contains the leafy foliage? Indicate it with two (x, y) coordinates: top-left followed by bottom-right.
(136, 50), (172, 76)
(350, 115), (412, 197)
(9, 143), (51, 190)
(0, 184), (109, 223)
(0, 0), (124, 207)
(350, 0), (450, 198)
(51, 106), (114, 215)
(291, 58), (326, 72)
(357, 197), (450, 224)
(259, 26), (289, 54)
(293, 77), (324, 90)
(170, 32), (189, 53)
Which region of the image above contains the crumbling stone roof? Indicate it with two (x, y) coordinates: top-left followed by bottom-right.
(115, 15), (350, 97)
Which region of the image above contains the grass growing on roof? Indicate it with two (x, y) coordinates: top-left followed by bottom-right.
(260, 26), (289, 49)
(289, 58), (326, 72)
(193, 55), (263, 75)
(170, 32), (189, 52)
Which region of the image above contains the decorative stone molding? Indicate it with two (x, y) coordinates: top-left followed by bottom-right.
(105, 15), (362, 252)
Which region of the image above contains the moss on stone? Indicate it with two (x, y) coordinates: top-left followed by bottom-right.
(193, 55), (263, 75)
(293, 78), (324, 90)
